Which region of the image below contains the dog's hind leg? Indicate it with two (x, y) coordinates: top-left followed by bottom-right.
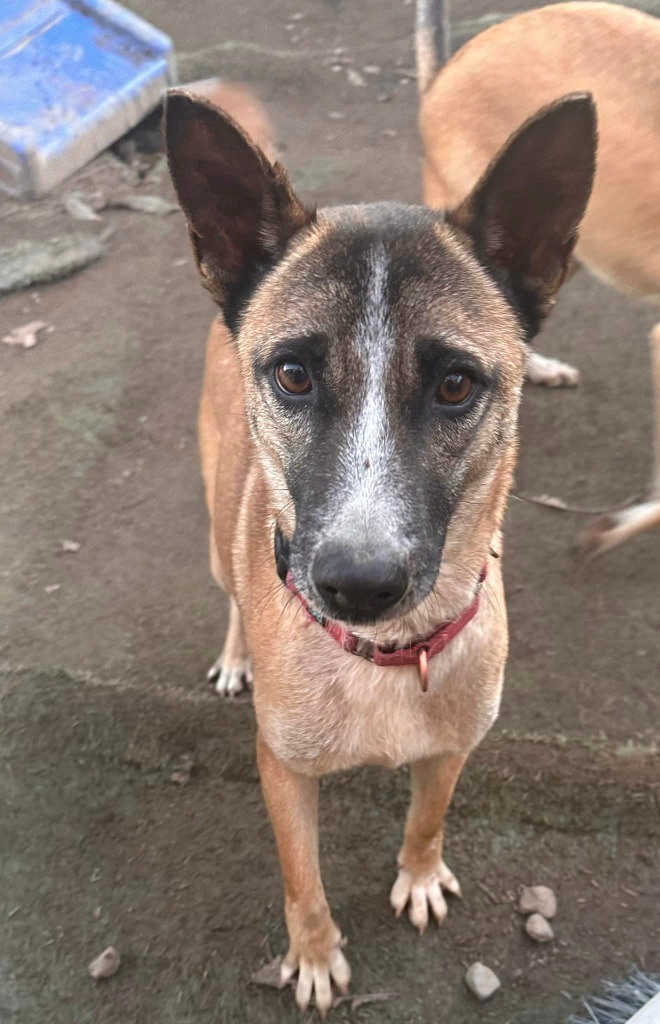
(207, 596), (253, 696)
(525, 259), (582, 387)
(578, 323), (660, 555)
(390, 752), (466, 934)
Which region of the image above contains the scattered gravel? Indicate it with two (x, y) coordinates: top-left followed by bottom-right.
(518, 885), (557, 919)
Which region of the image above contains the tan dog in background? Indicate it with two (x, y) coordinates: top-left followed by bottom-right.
(166, 78), (595, 1013)
(417, 0), (660, 553)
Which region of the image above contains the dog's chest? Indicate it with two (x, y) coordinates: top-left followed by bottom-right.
(257, 628), (500, 773)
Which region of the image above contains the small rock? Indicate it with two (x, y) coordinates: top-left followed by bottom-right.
(525, 913), (555, 943)
(169, 753), (195, 786)
(328, 111), (345, 121)
(88, 946), (120, 980)
(0, 235), (107, 297)
(346, 68), (367, 87)
(363, 64), (381, 75)
(464, 962), (500, 1001)
(44, 584), (61, 594)
(61, 540), (81, 553)
(518, 885), (557, 919)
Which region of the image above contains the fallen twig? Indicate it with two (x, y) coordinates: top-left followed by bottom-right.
(511, 492), (638, 515)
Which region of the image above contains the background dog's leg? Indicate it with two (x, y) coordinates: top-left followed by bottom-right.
(525, 259), (582, 388)
(257, 733), (350, 1014)
(525, 348), (581, 388)
(579, 323), (660, 554)
(207, 597), (252, 696)
(390, 752), (466, 934)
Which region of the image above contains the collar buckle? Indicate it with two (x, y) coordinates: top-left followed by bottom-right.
(418, 648), (429, 693)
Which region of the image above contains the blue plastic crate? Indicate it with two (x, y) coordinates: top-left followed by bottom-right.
(0, 0), (176, 198)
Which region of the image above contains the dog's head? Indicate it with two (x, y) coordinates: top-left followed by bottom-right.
(166, 92), (596, 630)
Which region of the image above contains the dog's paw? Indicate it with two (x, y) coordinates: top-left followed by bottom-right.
(206, 655), (252, 696)
(280, 944), (350, 1016)
(577, 499), (660, 558)
(390, 861), (461, 934)
(281, 913), (350, 1015)
(525, 350), (580, 388)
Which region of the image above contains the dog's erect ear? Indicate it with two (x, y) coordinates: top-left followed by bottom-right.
(165, 89), (315, 324)
(449, 93), (597, 338)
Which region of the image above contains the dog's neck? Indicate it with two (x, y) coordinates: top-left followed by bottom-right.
(286, 560), (489, 690)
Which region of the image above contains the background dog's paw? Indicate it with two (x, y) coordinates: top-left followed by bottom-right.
(390, 861), (461, 934)
(576, 499), (660, 558)
(206, 656), (253, 696)
(281, 943), (350, 1016)
(525, 350), (580, 388)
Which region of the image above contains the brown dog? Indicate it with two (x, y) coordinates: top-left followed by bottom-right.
(165, 79), (596, 1012)
(418, 0), (660, 553)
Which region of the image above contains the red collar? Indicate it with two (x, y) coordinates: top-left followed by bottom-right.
(285, 564), (487, 692)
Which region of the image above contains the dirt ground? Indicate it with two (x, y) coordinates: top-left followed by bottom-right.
(1, 1), (659, 1022)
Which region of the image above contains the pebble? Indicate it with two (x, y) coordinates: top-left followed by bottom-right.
(518, 885), (557, 919)
(346, 68), (367, 87)
(525, 912), (555, 943)
(169, 753), (195, 786)
(88, 946), (120, 980)
(464, 962), (501, 1001)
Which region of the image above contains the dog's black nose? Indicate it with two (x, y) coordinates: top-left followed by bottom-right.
(312, 544), (409, 621)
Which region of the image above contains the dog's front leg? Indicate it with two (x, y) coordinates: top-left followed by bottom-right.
(257, 732), (350, 1014)
(390, 752), (466, 933)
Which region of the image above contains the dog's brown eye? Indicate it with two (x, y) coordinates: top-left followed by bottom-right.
(275, 361), (312, 396)
(436, 371), (475, 406)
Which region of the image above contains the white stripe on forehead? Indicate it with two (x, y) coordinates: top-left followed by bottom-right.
(350, 243), (394, 470)
(330, 244), (406, 541)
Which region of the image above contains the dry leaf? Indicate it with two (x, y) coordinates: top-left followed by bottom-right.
(252, 955), (286, 988)
(2, 320), (48, 349)
(513, 492), (638, 516)
(108, 195), (179, 216)
(64, 193), (102, 222)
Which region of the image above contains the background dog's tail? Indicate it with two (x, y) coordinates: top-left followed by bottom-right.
(415, 0), (450, 94)
(181, 78), (277, 162)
